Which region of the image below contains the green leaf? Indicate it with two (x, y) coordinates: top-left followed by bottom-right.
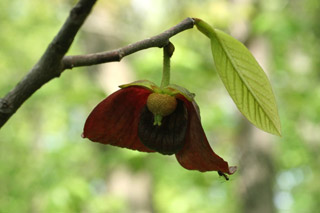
(195, 19), (281, 136)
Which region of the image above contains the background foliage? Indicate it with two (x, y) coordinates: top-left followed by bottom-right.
(1, 0), (320, 212)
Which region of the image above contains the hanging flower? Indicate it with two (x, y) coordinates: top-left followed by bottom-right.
(83, 42), (236, 179)
(82, 80), (236, 178)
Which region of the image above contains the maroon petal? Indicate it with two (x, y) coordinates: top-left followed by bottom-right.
(175, 96), (236, 174)
(83, 86), (155, 152)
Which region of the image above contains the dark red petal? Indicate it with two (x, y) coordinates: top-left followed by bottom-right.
(83, 86), (155, 152)
(175, 96), (236, 174)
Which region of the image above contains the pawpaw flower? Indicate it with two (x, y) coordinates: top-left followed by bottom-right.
(82, 80), (236, 178)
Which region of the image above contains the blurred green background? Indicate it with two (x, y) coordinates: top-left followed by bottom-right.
(1, 0), (320, 212)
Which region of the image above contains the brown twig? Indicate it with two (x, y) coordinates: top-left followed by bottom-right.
(0, 2), (195, 129)
(61, 17), (194, 69)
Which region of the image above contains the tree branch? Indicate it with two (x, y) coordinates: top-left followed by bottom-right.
(0, 2), (195, 129)
(62, 17), (194, 69)
(0, 0), (97, 129)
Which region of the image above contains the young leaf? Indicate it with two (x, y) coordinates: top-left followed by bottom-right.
(195, 19), (281, 136)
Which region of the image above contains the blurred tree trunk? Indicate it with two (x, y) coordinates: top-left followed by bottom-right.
(230, 0), (277, 207)
(236, 119), (276, 213)
(234, 36), (276, 213)
(107, 168), (153, 213)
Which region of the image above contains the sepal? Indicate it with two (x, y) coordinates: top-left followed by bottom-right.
(119, 80), (160, 92)
(165, 84), (195, 101)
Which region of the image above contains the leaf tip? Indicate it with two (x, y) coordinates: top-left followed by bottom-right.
(274, 127), (282, 137)
(263, 123), (281, 137)
(270, 115), (282, 136)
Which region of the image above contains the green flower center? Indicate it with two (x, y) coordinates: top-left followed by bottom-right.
(146, 93), (177, 126)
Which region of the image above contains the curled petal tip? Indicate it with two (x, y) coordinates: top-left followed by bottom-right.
(81, 133), (85, 138)
(229, 166), (237, 174)
(175, 96), (233, 174)
(218, 166), (236, 180)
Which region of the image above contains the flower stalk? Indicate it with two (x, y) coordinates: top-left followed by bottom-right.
(160, 42), (175, 88)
